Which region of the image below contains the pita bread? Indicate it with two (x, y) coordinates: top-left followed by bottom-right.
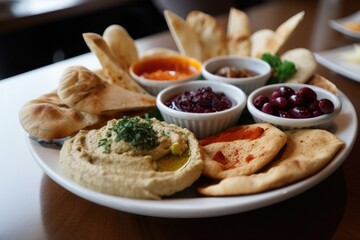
(164, 10), (203, 61)
(282, 48), (317, 83)
(250, 29), (275, 58)
(57, 66), (156, 115)
(139, 48), (180, 59)
(199, 123), (287, 179)
(268, 11), (305, 55)
(102, 24), (138, 69)
(186, 11), (227, 60)
(19, 92), (101, 140)
(198, 129), (344, 196)
(307, 74), (339, 96)
(250, 11), (304, 58)
(82, 32), (148, 94)
(227, 7), (251, 56)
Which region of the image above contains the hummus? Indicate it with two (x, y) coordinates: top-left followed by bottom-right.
(59, 117), (204, 199)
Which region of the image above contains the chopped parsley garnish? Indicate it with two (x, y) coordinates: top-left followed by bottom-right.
(98, 116), (158, 153)
(261, 53), (297, 84)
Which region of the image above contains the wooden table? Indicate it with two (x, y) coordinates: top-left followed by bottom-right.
(1, 0), (360, 239)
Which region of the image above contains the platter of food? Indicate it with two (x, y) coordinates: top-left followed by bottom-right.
(329, 10), (360, 40)
(21, 9), (357, 218)
(315, 44), (360, 82)
(26, 91), (357, 218)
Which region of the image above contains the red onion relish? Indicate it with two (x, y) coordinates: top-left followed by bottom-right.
(165, 87), (232, 113)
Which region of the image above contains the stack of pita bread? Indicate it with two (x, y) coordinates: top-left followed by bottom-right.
(198, 123), (344, 196)
(164, 8), (304, 62)
(164, 8), (339, 94)
(19, 25), (156, 140)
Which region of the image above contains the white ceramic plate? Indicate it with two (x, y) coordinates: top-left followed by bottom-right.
(26, 92), (357, 218)
(315, 45), (360, 82)
(329, 11), (360, 39)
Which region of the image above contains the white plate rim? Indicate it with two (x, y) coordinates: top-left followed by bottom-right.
(26, 92), (357, 218)
(315, 45), (360, 82)
(329, 10), (360, 39)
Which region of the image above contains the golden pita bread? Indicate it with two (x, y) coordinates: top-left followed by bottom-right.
(227, 7), (251, 56)
(164, 10), (203, 61)
(198, 129), (344, 196)
(82, 32), (148, 94)
(268, 11), (305, 55)
(250, 29), (275, 58)
(186, 11), (227, 60)
(139, 48), (180, 59)
(250, 11), (304, 58)
(57, 66), (156, 115)
(282, 48), (317, 83)
(102, 24), (138, 69)
(19, 92), (101, 140)
(199, 123), (287, 179)
(307, 74), (339, 96)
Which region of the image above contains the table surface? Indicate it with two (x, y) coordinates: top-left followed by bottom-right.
(1, 0), (360, 239)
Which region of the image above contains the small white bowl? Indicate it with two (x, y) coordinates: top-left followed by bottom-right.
(202, 56), (271, 95)
(247, 83), (342, 130)
(129, 55), (202, 96)
(156, 80), (247, 139)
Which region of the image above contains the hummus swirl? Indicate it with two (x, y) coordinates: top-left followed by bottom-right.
(59, 117), (203, 199)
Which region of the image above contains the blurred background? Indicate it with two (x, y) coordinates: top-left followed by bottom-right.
(0, 0), (264, 80)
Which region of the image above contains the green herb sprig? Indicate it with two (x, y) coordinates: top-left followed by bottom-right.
(261, 53), (297, 84)
(98, 116), (158, 153)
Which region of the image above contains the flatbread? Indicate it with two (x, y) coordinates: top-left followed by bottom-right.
(82, 32), (148, 94)
(19, 92), (101, 140)
(267, 11), (305, 55)
(139, 48), (180, 59)
(186, 10), (227, 60)
(307, 74), (339, 96)
(250, 29), (275, 58)
(198, 129), (344, 196)
(57, 66), (156, 115)
(227, 7), (251, 56)
(282, 48), (317, 83)
(250, 11), (304, 58)
(199, 123), (287, 179)
(102, 24), (138, 69)
(164, 10), (203, 61)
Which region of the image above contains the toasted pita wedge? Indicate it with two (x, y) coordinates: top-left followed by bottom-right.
(282, 48), (317, 83)
(57, 66), (156, 115)
(83, 32), (148, 94)
(139, 48), (180, 59)
(199, 123), (287, 179)
(198, 129), (344, 196)
(250, 29), (275, 58)
(186, 10), (227, 60)
(307, 74), (339, 95)
(227, 8), (251, 56)
(19, 92), (101, 140)
(102, 24), (138, 69)
(164, 10), (203, 61)
(250, 11), (304, 58)
(268, 11), (305, 54)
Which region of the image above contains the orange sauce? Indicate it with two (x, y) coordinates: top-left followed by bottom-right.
(132, 56), (201, 81)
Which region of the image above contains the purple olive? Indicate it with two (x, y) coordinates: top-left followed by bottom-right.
(290, 106), (312, 118)
(253, 95), (269, 109)
(319, 98), (334, 114)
